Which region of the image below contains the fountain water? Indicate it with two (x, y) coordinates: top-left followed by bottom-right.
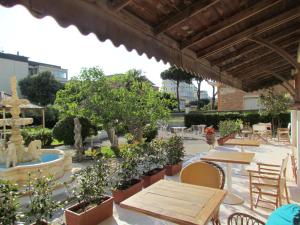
(0, 76), (72, 184)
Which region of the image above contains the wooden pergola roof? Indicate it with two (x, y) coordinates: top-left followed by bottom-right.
(2, 0), (300, 94)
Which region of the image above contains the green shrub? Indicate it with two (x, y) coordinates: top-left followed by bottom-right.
(0, 180), (19, 225)
(218, 119), (242, 137)
(100, 146), (117, 158)
(143, 124), (158, 142)
(165, 136), (185, 165)
(21, 127), (53, 147)
(184, 112), (290, 129)
(52, 116), (96, 145)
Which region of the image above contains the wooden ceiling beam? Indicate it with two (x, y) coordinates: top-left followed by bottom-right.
(153, 0), (220, 35)
(247, 36), (300, 70)
(212, 25), (300, 65)
(270, 71), (296, 96)
(222, 39), (299, 71)
(181, 0), (283, 49)
(196, 5), (300, 59)
(108, 0), (131, 11)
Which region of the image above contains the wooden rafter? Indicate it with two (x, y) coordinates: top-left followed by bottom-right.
(212, 25), (300, 65)
(222, 39), (299, 71)
(181, 0), (283, 49)
(247, 36), (300, 70)
(270, 71), (296, 97)
(196, 5), (300, 59)
(108, 0), (131, 11)
(153, 0), (220, 35)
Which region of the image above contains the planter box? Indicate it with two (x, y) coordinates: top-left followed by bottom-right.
(112, 179), (143, 204)
(165, 161), (183, 176)
(142, 168), (165, 188)
(65, 196), (113, 225)
(217, 133), (235, 146)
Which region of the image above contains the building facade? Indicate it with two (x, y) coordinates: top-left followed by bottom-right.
(161, 79), (207, 102)
(0, 52), (68, 95)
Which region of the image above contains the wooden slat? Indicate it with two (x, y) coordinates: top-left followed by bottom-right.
(247, 36), (300, 70)
(223, 138), (260, 147)
(181, 0), (283, 49)
(153, 0), (220, 35)
(196, 6), (300, 59)
(212, 25), (300, 65)
(108, 0), (131, 11)
(221, 36), (300, 71)
(120, 180), (226, 225)
(201, 151), (255, 164)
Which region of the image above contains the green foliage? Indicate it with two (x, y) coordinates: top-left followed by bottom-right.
(25, 172), (61, 224)
(159, 92), (178, 110)
(143, 124), (158, 142)
(165, 136), (185, 165)
(70, 158), (112, 211)
(0, 180), (19, 225)
(141, 139), (167, 174)
(113, 144), (143, 190)
(189, 99), (210, 108)
(21, 127), (53, 147)
(19, 71), (64, 106)
(218, 119), (242, 137)
(100, 146), (117, 158)
(184, 112), (290, 129)
(52, 116), (96, 145)
(23, 106), (59, 129)
(260, 89), (291, 117)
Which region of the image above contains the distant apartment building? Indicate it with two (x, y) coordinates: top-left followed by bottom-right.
(0, 52), (68, 95)
(161, 80), (197, 102)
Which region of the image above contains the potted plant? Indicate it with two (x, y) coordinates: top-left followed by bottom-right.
(205, 127), (216, 146)
(164, 136), (185, 176)
(112, 144), (143, 204)
(0, 180), (20, 225)
(65, 158), (114, 225)
(25, 171), (61, 225)
(141, 139), (166, 187)
(217, 119), (242, 145)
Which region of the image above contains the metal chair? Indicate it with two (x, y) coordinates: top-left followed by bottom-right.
(180, 161), (225, 225)
(227, 213), (265, 225)
(248, 155), (290, 210)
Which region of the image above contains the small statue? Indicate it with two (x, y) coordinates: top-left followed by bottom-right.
(24, 140), (42, 162)
(74, 118), (83, 150)
(6, 141), (17, 168)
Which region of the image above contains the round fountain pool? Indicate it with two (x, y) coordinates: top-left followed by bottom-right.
(0, 149), (72, 184)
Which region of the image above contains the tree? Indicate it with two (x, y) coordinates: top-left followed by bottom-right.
(195, 77), (203, 109)
(259, 89), (291, 133)
(19, 71), (64, 106)
(161, 66), (193, 111)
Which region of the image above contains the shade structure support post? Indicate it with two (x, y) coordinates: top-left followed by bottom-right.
(297, 109), (300, 188)
(296, 42), (300, 188)
(291, 110), (297, 146)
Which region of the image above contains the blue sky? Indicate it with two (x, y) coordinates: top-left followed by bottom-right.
(0, 5), (213, 95)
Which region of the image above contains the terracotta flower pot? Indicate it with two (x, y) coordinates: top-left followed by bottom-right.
(65, 196), (113, 225)
(142, 168), (165, 188)
(165, 161), (183, 176)
(205, 133), (215, 145)
(112, 179), (143, 204)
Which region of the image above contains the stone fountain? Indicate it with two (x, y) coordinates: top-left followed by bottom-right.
(0, 76), (72, 184)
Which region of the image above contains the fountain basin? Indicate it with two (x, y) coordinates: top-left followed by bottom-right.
(0, 149), (72, 184)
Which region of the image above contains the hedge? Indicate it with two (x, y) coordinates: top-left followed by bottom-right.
(184, 112), (290, 129)
(21, 127), (53, 147)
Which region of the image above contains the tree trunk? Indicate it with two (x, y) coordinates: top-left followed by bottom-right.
(176, 79), (180, 111)
(197, 80), (202, 109)
(211, 85), (216, 110)
(107, 127), (118, 148)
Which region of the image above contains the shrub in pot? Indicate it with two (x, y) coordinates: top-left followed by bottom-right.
(217, 119), (242, 145)
(112, 144), (143, 204)
(141, 139), (167, 187)
(164, 136), (185, 176)
(25, 171), (61, 225)
(204, 127), (216, 146)
(65, 158), (114, 225)
(0, 179), (20, 225)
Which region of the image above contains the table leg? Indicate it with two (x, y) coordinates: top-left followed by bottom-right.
(240, 146), (246, 174)
(223, 163), (244, 205)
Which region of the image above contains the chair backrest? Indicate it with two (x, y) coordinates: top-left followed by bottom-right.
(279, 154), (289, 178)
(227, 213), (265, 225)
(180, 161), (225, 189)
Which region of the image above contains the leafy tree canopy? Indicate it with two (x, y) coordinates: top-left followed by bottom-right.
(160, 66), (193, 83)
(19, 71), (64, 106)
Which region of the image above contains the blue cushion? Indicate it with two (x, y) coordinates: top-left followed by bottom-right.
(266, 204), (300, 225)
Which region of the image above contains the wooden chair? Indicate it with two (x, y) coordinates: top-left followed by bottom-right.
(248, 155), (290, 210)
(227, 212), (265, 225)
(277, 128), (290, 142)
(180, 161), (225, 225)
(291, 146), (298, 183)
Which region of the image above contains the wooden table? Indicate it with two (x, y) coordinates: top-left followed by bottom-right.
(120, 180), (227, 225)
(201, 151), (255, 205)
